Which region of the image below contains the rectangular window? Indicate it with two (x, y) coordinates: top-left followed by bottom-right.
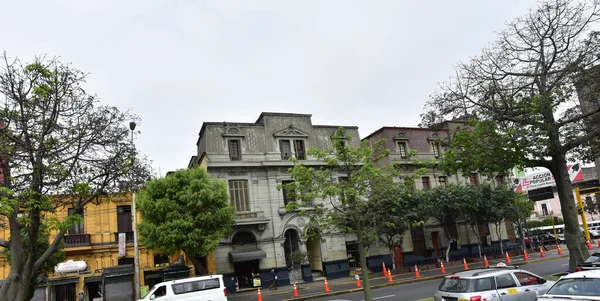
(495, 175), (505, 185)
(422, 177), (431, 190)
(229, 180), (250, 212)
(294, 140), (306, 160)
(228, 140), (241, 161)
(470, 173), (479, 185)
(171, 278), (220, 295)
(282, 180), (296, 206)
(68, 208), (84, 235)
(541, 204), (549, 216)
(280, 140), (292, 160)
(117, 205), (132, 233)
(431, 142), (440, 158)
(438, 176), (448, 186)
(398, 142), (407, 158)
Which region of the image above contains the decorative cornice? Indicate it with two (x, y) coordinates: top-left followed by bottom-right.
(273, 125), (309, 138)
(222, 126), (246, 138)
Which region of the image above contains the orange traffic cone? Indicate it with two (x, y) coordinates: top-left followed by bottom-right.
(324, 277), (330, 293)
(483, 255), (489, 268)
(293, 282), (299, 297)
(540, 248), (546, 258)
(557, 244), (563, 255)
(355, 272), (362, 287)
(463, 258), (469, 270)
(440, 260), (447, 274)
(524, 249), (530, 261)
(414, 265), (421, 278)
(587, 240), (593, 250)
(505, 251), (512, 264)
(257, 288), (263, 301)
(387, 268), (393, 282)
(382, 262), (388, 277)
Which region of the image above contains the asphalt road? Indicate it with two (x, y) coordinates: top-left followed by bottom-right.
(308, 257), (570, 301)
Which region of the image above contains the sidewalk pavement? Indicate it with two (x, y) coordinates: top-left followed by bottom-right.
(228, 247), (570, 301)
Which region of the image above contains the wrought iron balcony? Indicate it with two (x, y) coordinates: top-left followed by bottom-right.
(114, 231), (135, 244)
(64, 234), (91, 247)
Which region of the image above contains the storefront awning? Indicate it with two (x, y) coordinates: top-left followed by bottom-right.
(229, 250), (267, 263)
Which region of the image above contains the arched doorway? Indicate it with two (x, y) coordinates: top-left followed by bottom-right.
(305, 228), (323, 273)
(284, 229), (302, 282)
(231, 231), (261, 289)
(283, 229), (300, 266)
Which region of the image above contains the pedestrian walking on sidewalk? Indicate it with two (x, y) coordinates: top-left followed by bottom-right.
(268, 269), (278, 290)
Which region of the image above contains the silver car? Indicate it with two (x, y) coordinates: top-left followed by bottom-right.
(434, 265), (555, 301)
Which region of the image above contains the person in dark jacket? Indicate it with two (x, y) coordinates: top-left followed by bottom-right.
(268, 268), (278, 290)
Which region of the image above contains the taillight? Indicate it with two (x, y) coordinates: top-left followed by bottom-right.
(470, 296), (481, 301)
(450, 276), (460, 279)
(576, 267), (582, 272)
(224, 288), (227, 296)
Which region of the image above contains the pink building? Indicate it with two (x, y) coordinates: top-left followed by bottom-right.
(513, 165), (598, 222)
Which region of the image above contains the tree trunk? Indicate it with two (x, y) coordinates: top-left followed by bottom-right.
(356, 224), (372, 301)
(0, 207), (35, 301)
(470, 226), (482, 258)
(0, 255), (34, 301)
(389, 247), (395, 270)
(516, 219), (525, 251)
(188, 255), (208, 276)
(495, 223), (504, 255)
(550, 158), (589, 271)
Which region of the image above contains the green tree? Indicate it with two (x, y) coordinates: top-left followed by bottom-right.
(137, 167), (235, 274)
(505, 194), (535, 251)
(584, 196), (599, 219)
(367, 177), (424, 268)
(282, 127), (389, 301)
(462, 184), (496, 258)
(421, 0), (600, 270)
(0, 53), (152, 301)
(420, 184), (472, 262)
(488, 185), (522, 255)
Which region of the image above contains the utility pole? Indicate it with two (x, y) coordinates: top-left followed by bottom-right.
(130, 121), (141, 300)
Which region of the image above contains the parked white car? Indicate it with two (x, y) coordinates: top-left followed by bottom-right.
(435, 264), (554, 301)
(536, 269), (600, 300)
(138, 274), (228, 301)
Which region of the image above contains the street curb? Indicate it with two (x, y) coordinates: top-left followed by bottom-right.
(279, 254), (570, 301)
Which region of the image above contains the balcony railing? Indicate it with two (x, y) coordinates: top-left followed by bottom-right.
(64, 234), (91, 247)
(114, 232), (135, 244)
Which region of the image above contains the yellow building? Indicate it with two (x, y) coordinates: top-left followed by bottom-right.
(0, 193), (216, 301)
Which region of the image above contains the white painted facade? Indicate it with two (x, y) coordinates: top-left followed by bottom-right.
(191, 113), (360, 278)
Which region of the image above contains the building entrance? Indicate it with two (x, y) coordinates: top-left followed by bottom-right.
(233, 260), (260, 289)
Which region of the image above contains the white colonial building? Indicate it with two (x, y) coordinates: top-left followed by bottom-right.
(188, 112), (359, 291)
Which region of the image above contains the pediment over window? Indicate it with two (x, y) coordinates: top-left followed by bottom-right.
(222, 126), (246, 138)
(393, 131), (410, 141)
(273, 125), (309, 138)
(427, 132), (441, 141)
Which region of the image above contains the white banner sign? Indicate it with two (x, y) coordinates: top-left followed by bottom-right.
(118, 233), (126, 257)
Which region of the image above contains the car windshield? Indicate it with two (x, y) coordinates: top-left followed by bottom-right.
(584, 253), (600, 263)
(546, 278), (600, 296)
(438, 277), (495, 293)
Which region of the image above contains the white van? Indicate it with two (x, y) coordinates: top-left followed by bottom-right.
(138, 274), (228, 301)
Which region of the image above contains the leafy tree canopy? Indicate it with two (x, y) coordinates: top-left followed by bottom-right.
(282, 127), (390, 301)
(137, 167), (235, 273)
(0, 53), (153, 300)
(421, 0), (600, 269)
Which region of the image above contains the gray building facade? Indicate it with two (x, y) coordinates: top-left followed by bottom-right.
(190, 112), (360, 291)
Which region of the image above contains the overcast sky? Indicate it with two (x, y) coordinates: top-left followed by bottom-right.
(1, 0), (540, 175)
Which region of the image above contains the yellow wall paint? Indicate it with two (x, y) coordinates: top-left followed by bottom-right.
(0, 193), (214, 284)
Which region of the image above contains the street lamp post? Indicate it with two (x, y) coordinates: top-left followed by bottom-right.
(129, 121), (141, 300)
